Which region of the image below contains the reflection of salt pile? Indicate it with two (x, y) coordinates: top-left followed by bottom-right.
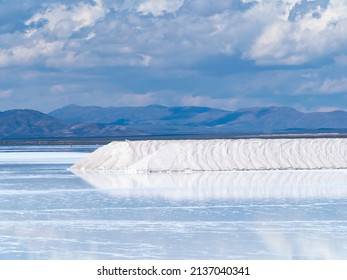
(73, 170), (347, 200)
(71, 138), (347, 171)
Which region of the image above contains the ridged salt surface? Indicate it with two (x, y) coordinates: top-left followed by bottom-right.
(71, 138), (347, 171)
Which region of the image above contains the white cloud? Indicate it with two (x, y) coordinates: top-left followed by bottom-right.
(0, 89), (12, 99)
(318, 77), (347, 93)
(0, 40), (63, 67)
(139, 54), (152, 66)
(49, 84), (65, 94)
(247, 0), (347, 65)
(85, 31), (96, 40)
(0, 0), (108, 68)
(297, 75), (347, 95)
(2, 0), (347, 70)
(25, 0), (108, 39)
(0, 50), (9, 67)
(137, 0), (184, 16)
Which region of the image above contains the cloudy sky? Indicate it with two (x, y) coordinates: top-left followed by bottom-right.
(1, 0), (347, 112)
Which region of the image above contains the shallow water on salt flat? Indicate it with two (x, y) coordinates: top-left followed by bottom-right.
(1, 145), (347, 259)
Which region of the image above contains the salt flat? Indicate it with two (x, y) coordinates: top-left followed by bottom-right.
(1, 144), (347, 259)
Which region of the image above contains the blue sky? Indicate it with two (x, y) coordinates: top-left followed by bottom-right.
(1, 0), (347, 112)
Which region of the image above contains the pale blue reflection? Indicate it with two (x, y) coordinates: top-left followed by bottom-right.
(73, 169), (347, 200)
(71, 170), (347, 259)
(1, 146), (347, 259)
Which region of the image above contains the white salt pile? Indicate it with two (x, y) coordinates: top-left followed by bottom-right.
(71, 138), (347, 171)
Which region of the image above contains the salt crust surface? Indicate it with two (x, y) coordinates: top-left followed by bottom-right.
(71, 138), (347, 171)
(0, 152), (85, 164)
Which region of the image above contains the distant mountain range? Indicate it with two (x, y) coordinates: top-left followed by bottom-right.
(0, 109), (139, 139)
(1, 104), (347, 139)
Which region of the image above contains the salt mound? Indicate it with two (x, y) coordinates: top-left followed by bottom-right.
(70, 138), (347, 171)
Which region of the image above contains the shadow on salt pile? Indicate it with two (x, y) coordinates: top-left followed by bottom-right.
(72, 169), (347, 200)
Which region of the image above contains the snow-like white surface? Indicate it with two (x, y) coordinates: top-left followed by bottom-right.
(0, 152), (87, 164)
(73, 170), (347, 200)
(71, 138), (347, 171)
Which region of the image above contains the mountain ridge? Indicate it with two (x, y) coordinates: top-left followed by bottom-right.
(1, 105), (347, 139)
(49, 104), (347, 132)
(0, 108), (142, 139)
